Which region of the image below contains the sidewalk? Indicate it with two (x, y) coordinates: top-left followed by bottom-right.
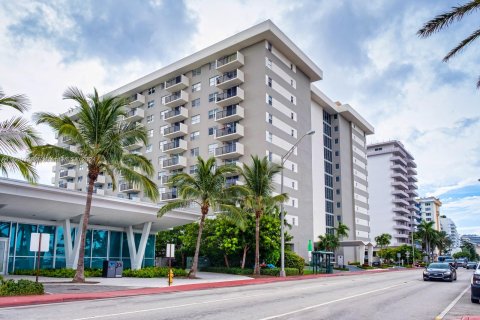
(0, 268), (414, 308)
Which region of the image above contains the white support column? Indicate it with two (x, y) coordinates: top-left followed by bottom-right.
(368, 245), (374, 266)
(125, 222), (152, 270)
(64, 217), (84, 269)
(358, 244), (366, 265)
(71, 215), (84, 269)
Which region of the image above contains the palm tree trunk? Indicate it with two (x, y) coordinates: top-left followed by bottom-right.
(224, 254), (230, 268)
(73, 175), (95, 283)
(241, 245), (248, 269)
(254, 210), (261, 276)
(189, 206), (208, 278)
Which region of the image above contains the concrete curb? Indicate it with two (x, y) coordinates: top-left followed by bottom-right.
(0, 267), (416, 308)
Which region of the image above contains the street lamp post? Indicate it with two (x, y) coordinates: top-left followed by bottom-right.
(279, 130), (315, 277)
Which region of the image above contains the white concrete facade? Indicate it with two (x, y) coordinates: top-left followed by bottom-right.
(440, 217), (460, 249)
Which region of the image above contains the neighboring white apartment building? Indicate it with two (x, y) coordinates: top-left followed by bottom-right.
(52, 20), (374, 262)
(418, 197), (442, 231)
(439, 217), (460, 249)
(367, 141), (419, 246)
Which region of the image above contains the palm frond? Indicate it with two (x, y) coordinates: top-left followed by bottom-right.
(417, 1), (480, 37)
(28, 144), (82, 163)
(158, 199), (195, 217)
(115, 166), (159, 201)
(121, 153), (155, 176)
(0, 89), (30, 113)
(0, 116), (41, 154)
(217, 204), (247, 231)
(0, 154), (38, 183)
(443, 27), (480, 61)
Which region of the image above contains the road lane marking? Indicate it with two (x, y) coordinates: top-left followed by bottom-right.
(434, 285), (470, 320)
(68, 292), (272, 320)
(258, 281), (411, 320)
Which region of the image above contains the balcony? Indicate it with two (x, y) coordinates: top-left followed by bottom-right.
(394, 224), (411, 231)
(392, 189), (409, 198)
(216, 51), (245, 73)
(393, 206), (410, 214)
(218, 161), (242, 176)
(393, 215), (410, 223)
(393, 198), (409, 206)
(394, 233), (410, 239)
(391, 164), (407, 174)
(59, 182), (75, 190)
(163, 90), (189, 108)
(407, 189), (419, 197)
(119, 183), (141, 193)
(163, 123), (188, 138)
(161, 191), (178, 202)
(128, 93), (145, 108)
(409, 175), (418, 182)
(94, 189), (105, 196)
(165, 75), (189, 92)
(162, 139), (188, 154)
(59, 169), (76, 179)
(408, 167), (418, 175)
(124, 108), (145, 122)
(215, 124), (244, 141)
(60, 159), (76, 167)
(215, 105), (244, 124)
(95, 175), (106, 184)
(161, 175), (172, 185)
(164, 107), (188, 123)
(62, 136), (75, 145)
(216, 87), (244, 107)
(392, 180), (408, 190)
(407, 182), (418, 189)
(125, 140), (143, 151)
(391, 172), (408, 182)
(216, 69), (245, 90)
(162, 156), (187, 170)
(215, 143), (244, 160)
(391, 156), (407, 166)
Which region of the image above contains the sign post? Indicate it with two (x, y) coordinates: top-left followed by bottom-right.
(307, 240), (313, 263)
(396, 252), (401, 267)
(29, 233), (50, 283)
(406, 251), (410, 266)
(166, 243), (175, 286)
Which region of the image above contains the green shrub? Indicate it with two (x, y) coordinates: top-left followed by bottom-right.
(349, 262), (360, 266)
(283, 250), (305, 275)
(122, 267), (187, 278)
(13, 268), (102, 278)
(261, 268), (299, 276)
(0, 279), (44, 296)
(202, 267), (255, 275)
(0, 275), (4, 283)
(333, 267), (349, 271)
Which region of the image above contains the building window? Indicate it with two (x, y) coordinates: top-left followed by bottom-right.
(160, 109), (168, 120)
(336, 189), (340, 195)
(268, 113), (273, 124)
(208, 92), (218, 102)
(335, 138), (339, 144)
(147, 115), (154, 123)
(335, 151), (339, 156)
(192, 82), (201, 92)
(147, 100), (155, 108)
(291, 164), (295, 171)
(190, 131), (200, 141)
(292, 199), (295, 207)
(191, 114), (200, 125)
(208, 127), (216, 136)
(192, 98), (200, 108)
(334, 126), (339, 132)
(192, 67), (201, 76)
(291, 129), (295, 137)
(190, 147), (199, 157)
(267, 41), (272, 52)
(335, 176), (340, 182)
(208, 109), (217, 119)
(336, 202), (341, 208)
(290, 96), (294, 103)
(209, 76), (218, 86)
(268, 151), (273, 162)
(146, 144), (152, 153)
(209, 61), (216, 70)
(147, 129), (153, 137)
(333, 114), (338, 119)
(107, 183), (113, 189)
(267, 132), (273, 143)
(335, 163), (340, 169)
(148, 87), (155, 95)
(208, 143), (217, 155)
(266, 95), (273, 106)
(267, 76), (272, 87)
(189, 165), (198, 174)
(266, 58), (272, 69)
(291, 181), (295, 189)
(77, 176), (83, 183)
(291, 112), (294, 120)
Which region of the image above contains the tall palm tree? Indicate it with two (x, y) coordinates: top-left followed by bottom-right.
(375, 233), (392, 261)
(29, 87), (158, 282)
(434, 230), (453, 256)
(157, 156), (237, 278)
(239, 156), (286, 275)
(416, 220), (437, 262)
(335, 222), (349, 240)
(0, 88), (40, 182)
(417, 1), (480, 88)
(317, 234), (339, 252)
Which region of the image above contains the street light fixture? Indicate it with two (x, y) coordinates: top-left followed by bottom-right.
(279, 130), (315, 277)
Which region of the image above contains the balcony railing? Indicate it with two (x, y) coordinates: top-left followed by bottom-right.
(216, 52), (245, 72)
(163, 90), (189, 108)
(161, 191), (178, 201)
(215, 143), (244, 159)
(216, 69), (244, 89)
(163, 123), (188, 138)
(215, 87), (244, 107)
(124, 108), (145, 122)
(215, 124), (244, 141)
(164, 107), (188, 122)
(162, 156), (187, 170)
(120, 183), (140, 192)
(165, 75), (189, 92)
(162, 139), (187, 154)
(215, 105), (244, 123)
(128, 93), (145, 108)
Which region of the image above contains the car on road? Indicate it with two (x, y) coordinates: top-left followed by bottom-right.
(423, 262), (457, 282)
(471, 263), (480, 303)
(456, 258), (468, 268)
(467, 262), (478, 270)
(444, 258), (457, 269)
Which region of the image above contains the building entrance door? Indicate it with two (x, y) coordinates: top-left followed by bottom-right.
(0, 238), (8, 275)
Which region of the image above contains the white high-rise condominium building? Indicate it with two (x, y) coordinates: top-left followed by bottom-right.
(52, 20), (374, 261)
(439, 217), (460, 249)
(367, 141), (419, 246)
(418, 197), (442, 231)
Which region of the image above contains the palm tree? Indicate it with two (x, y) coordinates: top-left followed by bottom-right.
(335, 222), (349, 240)
(434, 231), (453, 256)
(239, 156), (287, 275)
(29, 87), (159, 282)
(157, 156), (237, 278)
(417, 1), (480, 88)
(0, 88), (40, 182)
(317, 234), (339, 252)
(416, 220), (437, 262)
(375, 233), (392, 262)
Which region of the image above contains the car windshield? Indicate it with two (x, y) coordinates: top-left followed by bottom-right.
(428, 263), (449, 269)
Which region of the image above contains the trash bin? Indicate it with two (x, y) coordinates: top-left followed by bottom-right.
(102, 260), (116, 278)
(115, 261), (123, 278)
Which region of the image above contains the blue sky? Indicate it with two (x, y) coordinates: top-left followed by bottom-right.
(0, 0), (479, 235)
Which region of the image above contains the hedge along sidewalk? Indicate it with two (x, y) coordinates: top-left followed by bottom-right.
(0, 268), (418, 308)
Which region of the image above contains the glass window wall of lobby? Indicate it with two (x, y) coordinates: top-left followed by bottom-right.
(0, 220), (155, 273)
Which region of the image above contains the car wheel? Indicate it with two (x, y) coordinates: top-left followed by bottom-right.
(448, 278), (453, 282)
(423, 278), (428, 281)
(471, 298), (479, 303)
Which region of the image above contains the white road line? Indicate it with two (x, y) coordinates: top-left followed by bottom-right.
(69, 292), (271, 320)
(258, 281), (411, 320)
(435, 285), (470, 320)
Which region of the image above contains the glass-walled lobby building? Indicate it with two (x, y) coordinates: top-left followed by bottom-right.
(0, 178), (198, 275)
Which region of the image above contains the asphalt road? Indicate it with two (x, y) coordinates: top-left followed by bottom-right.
(1, 268), (478, 320)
